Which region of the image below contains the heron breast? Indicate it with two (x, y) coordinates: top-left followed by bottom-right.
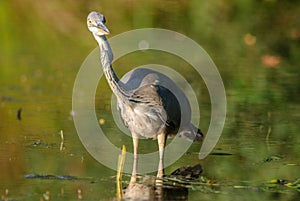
(119, 102), (166, 138)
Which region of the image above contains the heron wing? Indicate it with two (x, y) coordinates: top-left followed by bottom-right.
(129, 84), (167, 124)
(117, 83), (181, 137)
(130, 84), (181, 133)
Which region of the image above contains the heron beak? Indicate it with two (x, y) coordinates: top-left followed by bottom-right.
(97, 23), (110, 35)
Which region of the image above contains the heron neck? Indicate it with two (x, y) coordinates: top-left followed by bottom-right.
(94, 34), (128, 98)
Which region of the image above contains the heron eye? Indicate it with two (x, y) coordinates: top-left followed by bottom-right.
(88, 19), (93, 24)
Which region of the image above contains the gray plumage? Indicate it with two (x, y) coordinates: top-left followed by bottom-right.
(87, 11), (203, 179)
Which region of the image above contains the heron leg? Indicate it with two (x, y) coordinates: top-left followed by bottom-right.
(130, 136), (139, 183)
(156, 132), (166, 180)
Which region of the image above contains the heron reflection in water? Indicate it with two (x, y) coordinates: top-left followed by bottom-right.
(86, 11), (204, 182)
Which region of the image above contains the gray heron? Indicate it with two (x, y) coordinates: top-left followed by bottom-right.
(87, 11), (204, 181)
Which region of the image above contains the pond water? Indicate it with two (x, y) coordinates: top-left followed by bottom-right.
(0, 1), (299, 200)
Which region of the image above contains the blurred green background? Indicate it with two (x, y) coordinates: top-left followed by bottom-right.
(0, 0), (299, 200)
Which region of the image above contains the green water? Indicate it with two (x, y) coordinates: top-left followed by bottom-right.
(0, 0), (299, 200)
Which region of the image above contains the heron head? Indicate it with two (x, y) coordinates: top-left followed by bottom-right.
(87, 11), (110, 35)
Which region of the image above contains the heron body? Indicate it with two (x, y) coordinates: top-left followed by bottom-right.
(87, 11), (203, 180)
(119, 68), (203, 141)
(119, 83), (175, 138)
